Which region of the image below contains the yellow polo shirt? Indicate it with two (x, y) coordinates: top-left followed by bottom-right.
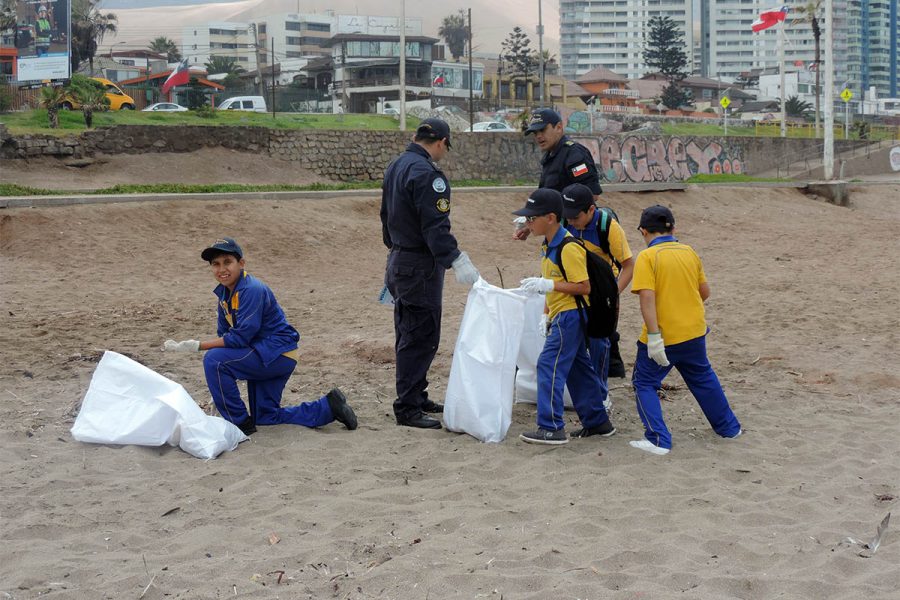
(631, 237), (708, 345)
(541, 228), (589, 319)
(569, 215), (633, 277)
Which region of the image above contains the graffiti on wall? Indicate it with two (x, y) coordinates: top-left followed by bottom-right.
(572, 136), (745, 183)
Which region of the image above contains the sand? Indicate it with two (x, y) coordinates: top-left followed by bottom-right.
(1, 181), (899, 599)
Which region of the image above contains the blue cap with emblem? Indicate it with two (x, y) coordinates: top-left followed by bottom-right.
(416, 118), (452, 149)
(524, 108), (562, 134)
(512, 188), (563, 217)
(201, 237), (243, 261)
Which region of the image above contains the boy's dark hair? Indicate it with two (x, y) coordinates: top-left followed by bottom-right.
(644, 224), (673, 234)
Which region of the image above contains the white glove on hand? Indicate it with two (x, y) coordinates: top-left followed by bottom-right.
(646, 333), (670, 367)
(164, 339), (200, 353)
(513, 216), (528, 231)
(452, 251), (480, 286)
(520, 277), (555, 295)
(539, 314), (550, 338)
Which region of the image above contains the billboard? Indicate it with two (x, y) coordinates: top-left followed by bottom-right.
(4, 0), (71, 82)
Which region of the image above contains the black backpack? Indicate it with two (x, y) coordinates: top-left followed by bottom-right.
(554, 237), (619, 339)
(594, 206), (621, 270)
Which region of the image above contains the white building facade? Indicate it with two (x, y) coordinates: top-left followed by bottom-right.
(181, 22), (258, 71)
(559, 0), (694, 80)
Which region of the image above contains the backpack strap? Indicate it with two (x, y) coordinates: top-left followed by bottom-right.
(595, 207), (621, 271)
(555, 237), (591, 347)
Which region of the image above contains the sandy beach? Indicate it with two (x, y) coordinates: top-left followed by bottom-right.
(1, 182), (898, 599)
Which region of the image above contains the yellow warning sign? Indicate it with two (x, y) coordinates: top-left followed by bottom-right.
(840, 88), (853, 102)
(719, 96), (731, 109)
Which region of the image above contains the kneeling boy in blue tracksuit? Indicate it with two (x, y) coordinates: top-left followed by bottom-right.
(514, 189), (616, 445)
(163, 237), (357, 435)
(630, 206), (741, 455)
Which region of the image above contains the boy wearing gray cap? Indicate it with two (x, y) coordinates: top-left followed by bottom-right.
(164, 237), (357, 435)
(630, 207), (741, 455)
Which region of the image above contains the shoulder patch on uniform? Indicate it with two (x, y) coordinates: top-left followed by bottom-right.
(436, 197), (450, 213)
(571, 163), (589, 177)
(432, 177), (447, 193)
(565, 140), (574, 146)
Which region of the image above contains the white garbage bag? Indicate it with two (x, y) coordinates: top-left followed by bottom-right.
(514, 295), (575, 407)
(71, 351), (246, 459)
(444, 279), (527, 442)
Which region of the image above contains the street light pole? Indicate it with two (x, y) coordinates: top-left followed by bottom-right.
(823, 0), (834, 179)
(537, 0), (544, 106)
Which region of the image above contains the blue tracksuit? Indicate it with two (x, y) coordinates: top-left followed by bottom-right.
(203, 271), (332, 428)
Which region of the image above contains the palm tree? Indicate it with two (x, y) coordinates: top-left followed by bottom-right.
(791, 1), (822, 136)
(785, 95), (813, 118)
(69, 74), (109, 128)
(149, 36), (181, 62)
(70, 0), (118, 74)
(39, 86), (68, 128)
(204, 56), (245, 76)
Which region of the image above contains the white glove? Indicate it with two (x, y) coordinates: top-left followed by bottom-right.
(520, 277), (555, 295)
(646, 333), (670, 367)
(513, 216), (528, 231)
(452, 251), (480, 286)
(539, 314), (550, 338)
(164, 339), (200, 353)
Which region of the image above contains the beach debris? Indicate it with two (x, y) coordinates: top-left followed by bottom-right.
(841, 512), (891, 557)
(875, 494), (895, 503)
(250, 573), (264, 585)
(161, 506), (180, 517)
(267, 532), (280, 545)
(267, 570), (285, 584)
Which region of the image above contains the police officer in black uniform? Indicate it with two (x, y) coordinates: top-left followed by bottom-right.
(381, 118), (480, 429)
(518, 108), (626, 377)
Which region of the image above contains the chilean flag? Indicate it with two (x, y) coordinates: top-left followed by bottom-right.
(162, 59), (191, 94)
(432, 74), (445, 86)
(751, 6), (788, 32)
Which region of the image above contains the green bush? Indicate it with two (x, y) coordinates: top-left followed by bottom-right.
(0, 86), (12, 112)
(193, 105), (217, 119)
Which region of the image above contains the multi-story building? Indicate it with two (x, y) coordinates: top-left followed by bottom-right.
(847, 0), (898, 100)
(559, 0), (694, 80)
(181, 22), (258, 71)
(255, 13), (334, 63)
(701, 1), (850, 86)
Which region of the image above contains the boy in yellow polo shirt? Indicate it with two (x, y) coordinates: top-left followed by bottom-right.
(514, 189), (616, 445)
(630, 206), (741, 455)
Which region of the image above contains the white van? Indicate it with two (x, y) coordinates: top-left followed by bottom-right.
(218, 96), (267, 113)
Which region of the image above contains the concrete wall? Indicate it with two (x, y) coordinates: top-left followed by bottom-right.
(0, 123), (877, 183)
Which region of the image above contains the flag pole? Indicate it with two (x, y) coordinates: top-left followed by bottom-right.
(822, 0), (834, 178)
(779, 20), (786, 137)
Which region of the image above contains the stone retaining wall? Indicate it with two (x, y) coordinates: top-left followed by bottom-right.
(0, 124), (872, 183)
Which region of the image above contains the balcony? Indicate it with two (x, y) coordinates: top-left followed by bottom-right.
(334, 76), (433, 90)
(601, 88), (641, 98)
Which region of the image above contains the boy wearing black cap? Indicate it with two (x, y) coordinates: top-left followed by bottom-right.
(561, 182), (634, 403)
(381, 117), (480, 429)
(164, 237), (357, 435)
(630, 206), (742, 455)
(514, 189), (616, 445)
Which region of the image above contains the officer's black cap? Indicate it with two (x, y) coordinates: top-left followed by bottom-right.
(512, 188), (563, 217)
(201, 237), (243, 261)
(562, 183), (596, 218)
(416, 118), (452, 149)
(524, 108), (562, 135)
(638, 205), (675, 230)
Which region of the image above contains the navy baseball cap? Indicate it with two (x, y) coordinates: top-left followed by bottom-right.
(416, 118), (452, 149)
(524, 108), (562, 134)
(638, 205), (675, 230)
(201, 237), (243, 261)
(512, 188), (563, 217)
(562, 183), (596, 218)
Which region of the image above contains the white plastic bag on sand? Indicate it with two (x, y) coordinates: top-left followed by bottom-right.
(71, 351), (246, 459)
(444, 279), (527, 442)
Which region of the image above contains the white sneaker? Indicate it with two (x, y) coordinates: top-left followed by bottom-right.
(629, 439), (670, 455)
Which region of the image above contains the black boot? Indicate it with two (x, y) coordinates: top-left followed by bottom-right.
(608, 333), (626, 378)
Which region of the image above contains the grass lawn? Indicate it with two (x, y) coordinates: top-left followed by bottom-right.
(0, 109), (421, 136)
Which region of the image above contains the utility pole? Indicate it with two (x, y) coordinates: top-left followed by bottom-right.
(468, 8), (473, 129)
(399, 0), (406, 131)
(271, 37), (276, 117)
(537, 0), (544, 106)
(779, 21), (786, 137)
(251, 23), (265, 96)
(823, 0), (834, 179)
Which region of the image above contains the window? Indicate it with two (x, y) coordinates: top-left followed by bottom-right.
(305, 23), (330, 32)
(286, 22), (301, 31)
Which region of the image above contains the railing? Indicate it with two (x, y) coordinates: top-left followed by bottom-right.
(755, 121), (900, 141)
(601, 88), (641, 98)
(333, 77), (433, 89)
(595, 104), (642, 114)
(774, 138), (895, 179)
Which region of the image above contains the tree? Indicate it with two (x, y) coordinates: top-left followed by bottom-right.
(0, 0), (16, 32)
(785, 95), (813, 118)
(791, 1), (823, 136)
(149, 36), (181, 62)
(69, 73), (109, 128)
(205, 56), (245, 89)
(70, 0), (118, 74)
(39, 86), (67, 128)
(643, 16), (690, 109)
(438, 10), (467, 62)
(661, 82), (691, 111)
(501, 27), (536, 100)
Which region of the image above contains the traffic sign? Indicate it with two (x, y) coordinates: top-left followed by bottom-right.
(840, 88), (853, 102)
(719, 96), (731, 109)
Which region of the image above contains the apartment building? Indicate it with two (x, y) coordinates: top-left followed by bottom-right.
(181, 22), (258, 71)
(256, 13), (334, 62)
(846, 0), (898, 99)
(559, 0), (694, 80)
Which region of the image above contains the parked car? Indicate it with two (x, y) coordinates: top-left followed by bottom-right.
(61, 77), (135, 111)
(217, 95), (267, 112)
(142, 102), (188, 112)
(382, 107), (400, 116)
(466, 121), (517, 133)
